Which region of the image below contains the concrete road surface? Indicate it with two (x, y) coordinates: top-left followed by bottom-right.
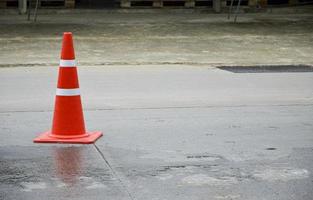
(0, 65), (313, 200)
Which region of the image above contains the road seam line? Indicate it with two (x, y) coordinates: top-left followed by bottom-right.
(93, 144), (135, 200)
(1, 103), (313, 113)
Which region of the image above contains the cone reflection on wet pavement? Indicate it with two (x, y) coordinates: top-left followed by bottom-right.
(33, 32), (102, 144)
(54, 147), (82, 185)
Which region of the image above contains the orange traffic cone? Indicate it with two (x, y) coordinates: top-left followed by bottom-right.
(34, 32), (102, 144)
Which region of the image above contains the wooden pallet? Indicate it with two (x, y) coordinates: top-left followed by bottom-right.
(119, 0), (273, 8)
(0, 0), (305, 9)
(0, 0), (74, 8)
(0, 0), (17, 8)
(120, 0), (217, 8)
(249, 0), (302, 6)
(64, 0), (74, 7)
(119, 0), (304, 8)
(40, 0), (74, 8)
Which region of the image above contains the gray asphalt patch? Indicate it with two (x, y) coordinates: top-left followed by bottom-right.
(218, 65), (313, 73)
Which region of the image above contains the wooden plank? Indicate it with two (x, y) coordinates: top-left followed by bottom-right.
(18, 0), (27, 13)
(120, 0), (130, 7)
(119, 0), (204, 2)
(0, 0), (18, 8)
(0, 2), (6, 8)
(213, 0), (221, 12)
(289, 0), (298, 4)
(185, 0), (195, 7)
(259, 0), (267, 6)
(118, 0), (212, 8)
(41, 0), (65, 1)
(153, 0), (163, 7)
(248, 0), (257, 6)
(65, 0), (75, 8)
(221, 0), (226, 7)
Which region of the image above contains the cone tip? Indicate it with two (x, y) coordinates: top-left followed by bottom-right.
(63, 32), (72, 35)
(61, 32), (75, 59)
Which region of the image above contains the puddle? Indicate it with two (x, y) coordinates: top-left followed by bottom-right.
(20, 182), (47, 192)
(85, 181), (107, 189)
(214, 195), (241, 199)
(182, 174), (238, 186)
(158, 174), (174, 181)
(186, 155), (221, 161)
(141, 151), (223, 163)
(253, 168), (309, 181)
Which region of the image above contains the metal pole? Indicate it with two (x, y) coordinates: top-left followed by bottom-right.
(33, 0), (39, 22)
(234, 0), (242, 23)
(19, 0), (27, 14)
(27, 0), (31, 21)
(228, 0), (234, 20)
(213, 0), (221, 13)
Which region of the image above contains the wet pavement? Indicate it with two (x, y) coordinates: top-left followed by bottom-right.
(0, 66), (313, 199)
(0, 145), (129, 200)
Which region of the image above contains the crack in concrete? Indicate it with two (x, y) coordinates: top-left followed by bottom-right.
(1, 63), (313, 68)
(93, 144), (135, 200)
(0, 62), (220, 68)
(0, 103), (313, 114)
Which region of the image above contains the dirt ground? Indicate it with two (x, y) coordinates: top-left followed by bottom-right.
(0, 6), (313, 67)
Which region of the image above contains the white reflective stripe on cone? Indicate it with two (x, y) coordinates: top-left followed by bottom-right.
(59, 59), (76, 67)
(56, 88), (80, 96)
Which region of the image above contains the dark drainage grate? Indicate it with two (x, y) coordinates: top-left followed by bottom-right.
(218, 65), (313, 73)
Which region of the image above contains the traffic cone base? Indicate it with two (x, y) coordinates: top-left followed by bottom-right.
(34, 131), (102, 144)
